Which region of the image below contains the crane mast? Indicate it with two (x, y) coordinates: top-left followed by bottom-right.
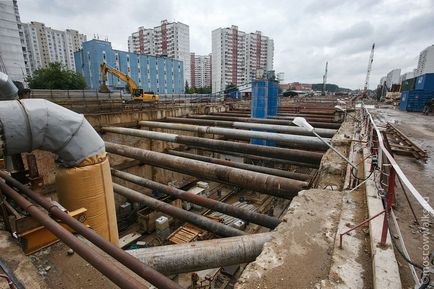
(363, 43), (375, 96)
(322, 61), (328, 96)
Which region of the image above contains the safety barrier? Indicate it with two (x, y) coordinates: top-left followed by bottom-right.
(360, 103), (433, 288)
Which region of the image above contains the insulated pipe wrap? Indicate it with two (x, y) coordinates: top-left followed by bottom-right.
(0, 99), (105, 167)
(0, 72), (18, 100)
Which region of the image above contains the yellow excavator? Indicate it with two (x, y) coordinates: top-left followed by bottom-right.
(99, 63), (159, 102)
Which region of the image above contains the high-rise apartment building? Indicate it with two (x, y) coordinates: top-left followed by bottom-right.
(190, 53), (211, 88)
(212, 25), (274, 93)
(415, 45), (434, 76)
(0, 0), (29, 82)
(22, 21), (86, 74)
(128, 20), (190, 87)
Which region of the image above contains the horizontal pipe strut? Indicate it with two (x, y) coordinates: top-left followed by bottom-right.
(0, 181), (148, 289)
(163, 117), (336, 138)
(0, 170), (182, 289)
(185, 115), (342, 129)
(137, 121), (329, 150)
(166, 150), (311, 181)
(106, 142), (308, 199)
(112, 183), (245, 237)
(127, 232), (273, 275)
(111, 169), (280, 229)
(102, 127), (323, 165)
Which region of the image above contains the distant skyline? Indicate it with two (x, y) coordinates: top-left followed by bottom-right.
(18, 0), (434, 89)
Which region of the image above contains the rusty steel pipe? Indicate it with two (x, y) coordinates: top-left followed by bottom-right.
(137, 121), (329, 150)
(126, 232), (273, 275)
(102, 127), (323, 165)
(211, 112), (336, 122)
(166, 150), (311, 181)
(164, 117), (336, 138)
(0, 171), (182, 289)
(0, 181), (148, 289)
(106, 142), (308, 199)
(111, 169), (280, 229)
(186, 115), (341, 129)
(112, 183), (245, 237)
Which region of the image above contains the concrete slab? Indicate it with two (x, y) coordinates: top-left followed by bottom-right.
(363, 146), (402, 289)
(235, 189), (343, 289)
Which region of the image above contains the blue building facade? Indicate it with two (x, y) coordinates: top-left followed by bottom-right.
(74, 39), (184, 94)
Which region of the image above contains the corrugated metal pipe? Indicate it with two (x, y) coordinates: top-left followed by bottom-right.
(113, 183), (246, 237)
(102, 127), (323, 165)
(111, 169), (280, 229)
(137, 120), (329, 150)
(0, 170), (183, 289)
(127, 232), (272, 275)
(166, 150), (311, 181)
(106, 142), (308, 199)
(0, 99), (104, 167)
(0, 72), (18, 100)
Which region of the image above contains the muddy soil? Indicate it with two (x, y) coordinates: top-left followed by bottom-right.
(371, 107), (434, 288)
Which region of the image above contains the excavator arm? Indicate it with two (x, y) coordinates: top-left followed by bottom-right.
(100, 63), (138, 93)
(99, 63), (159, 102)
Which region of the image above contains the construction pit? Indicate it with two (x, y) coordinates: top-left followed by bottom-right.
(0, 94), (432, 289)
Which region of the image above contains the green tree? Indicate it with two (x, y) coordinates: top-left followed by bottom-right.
(27, 62), (87, 90)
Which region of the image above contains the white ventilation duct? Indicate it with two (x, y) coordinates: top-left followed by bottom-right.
(0, 72), (18, 100)
(0, 99), (105, 167)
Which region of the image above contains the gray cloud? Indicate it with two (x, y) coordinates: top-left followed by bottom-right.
(17, 0), (434, 89)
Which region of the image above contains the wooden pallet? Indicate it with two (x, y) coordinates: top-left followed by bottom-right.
(385, 123), (428, 162)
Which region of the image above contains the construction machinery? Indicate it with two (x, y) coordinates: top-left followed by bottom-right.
(322, 61), (328, 96)
(99, 63), (159, 102)
(362, 43), (375, 98)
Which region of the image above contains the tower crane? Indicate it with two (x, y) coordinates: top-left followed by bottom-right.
(322, 61), (328, 96)
(363, 43), (375, 98)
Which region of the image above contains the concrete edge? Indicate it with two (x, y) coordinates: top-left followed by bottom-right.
(362, 147), (402, 289)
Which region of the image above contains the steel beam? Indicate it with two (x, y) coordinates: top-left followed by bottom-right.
(127, 233), (272, 275)
(0, 181), (149, 289)
(137, 121), (329, 150)
(102, 127), (324, 165)
(106, 142), (308, 199)
(113, 183), (245, 237)
(164, 117), (336, 137)
(186, 115), (341, 129)
(111, 169), (280, 229)
(166, 150), (311, 181)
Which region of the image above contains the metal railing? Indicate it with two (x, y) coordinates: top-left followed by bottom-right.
(360, 103), (433, 288)
(25, 89), (225, 113)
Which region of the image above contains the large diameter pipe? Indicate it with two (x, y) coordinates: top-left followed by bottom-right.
(0, 181), (147, 289)
(0, 99), (104, 167)
(111, 169), (280, 229)
(137, 121), (329, 151)
(106, 142), (308, 199)
(164, 117), (336, 137)
(0, 72), (18, 100)
(186, 115), (341, 129)
(0, 171), (182, 289)
(211, 112), (335, 122)
(166, 150), (311, 181)
(112, 183), (245, 237)
(127, 233), (272, 275)
(102, 127), (323, 165)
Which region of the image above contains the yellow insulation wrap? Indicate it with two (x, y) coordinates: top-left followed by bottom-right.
(56, 154), (119, 246)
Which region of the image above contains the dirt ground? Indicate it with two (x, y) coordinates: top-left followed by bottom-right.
(371, 106), (434, 288)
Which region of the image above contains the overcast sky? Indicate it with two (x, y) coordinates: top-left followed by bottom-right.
(18, 0), (434, 89)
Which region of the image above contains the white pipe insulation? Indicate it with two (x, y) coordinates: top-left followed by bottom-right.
(0, 99), (105, 167)
(0, 72), (18, 100)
